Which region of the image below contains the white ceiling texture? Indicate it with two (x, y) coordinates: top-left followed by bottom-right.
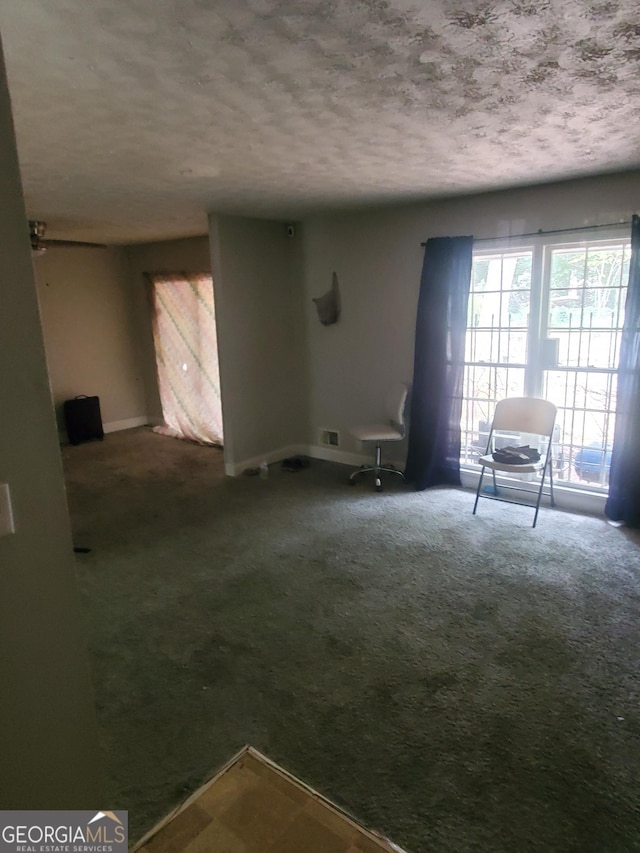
(0, 0), (639, 244)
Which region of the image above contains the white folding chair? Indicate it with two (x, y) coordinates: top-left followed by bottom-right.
(472, 397), (557, 527)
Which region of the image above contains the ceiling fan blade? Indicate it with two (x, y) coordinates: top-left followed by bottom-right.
(28, 220), (107, 251)
(43, 239), (107, 248)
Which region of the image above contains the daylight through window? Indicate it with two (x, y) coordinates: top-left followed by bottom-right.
(460, 232), (630, 492)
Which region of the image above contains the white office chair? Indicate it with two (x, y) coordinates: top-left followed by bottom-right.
(348, 383), (409, 492)
(472, 397), (557, 527)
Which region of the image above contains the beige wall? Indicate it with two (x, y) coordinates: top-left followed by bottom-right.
(35, 246), (147, 432)
(35, 235), (212, 437)
(302, 170), (640, 459)
(0, 38), (103, 806)
(125, 236), (211, 424)
(210, 214), (308, 471)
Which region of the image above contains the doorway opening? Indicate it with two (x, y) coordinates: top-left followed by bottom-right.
(148, 272), (223, 446)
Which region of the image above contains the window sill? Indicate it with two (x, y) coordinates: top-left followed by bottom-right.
(460, 465), (607, 517)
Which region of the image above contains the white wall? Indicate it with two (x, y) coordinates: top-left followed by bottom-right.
(302, 170), (640, 465)
(35, 246), (147, 434)
(0, 38), (103, 807)
(210, 214), (308, 473)
(125, 236), (211, 425)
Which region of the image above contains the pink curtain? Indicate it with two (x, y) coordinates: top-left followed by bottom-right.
(149, 272), (223, 446)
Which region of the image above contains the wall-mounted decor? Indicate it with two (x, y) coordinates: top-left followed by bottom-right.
(313, 271), (341, 326)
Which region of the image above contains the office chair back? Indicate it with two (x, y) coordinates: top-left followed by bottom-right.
(385, 383), (409, 434)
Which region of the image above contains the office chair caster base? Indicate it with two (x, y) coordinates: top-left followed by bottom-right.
(349, 465), (405, 491)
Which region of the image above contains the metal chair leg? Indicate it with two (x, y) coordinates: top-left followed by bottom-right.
(533, 467), (548, 528)
(473, 466), (485, 514)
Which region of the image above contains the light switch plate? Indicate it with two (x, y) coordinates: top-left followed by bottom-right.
(0, 483), (15, 536)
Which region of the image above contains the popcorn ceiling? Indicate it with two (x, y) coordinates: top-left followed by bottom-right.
(1, 0), (639, 242)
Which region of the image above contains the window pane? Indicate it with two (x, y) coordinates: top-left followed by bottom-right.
(460, 366), (526, 465)
(462, 251), (532, 465)
(551, 326), (624, 370)
(545, 241), (627, 487)
(585, 246), (628, 291)
(463, 239), (628, 496)
(466, 252), (531, 364)
(550, 250), (585, 291)
(471, 254), (532, 292)
(543, 370), (618, 487)
(501, 331), (528, 364)
(467, 292), (530, 331)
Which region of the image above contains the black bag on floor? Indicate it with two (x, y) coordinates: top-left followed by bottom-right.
(64, 395), (104, 445)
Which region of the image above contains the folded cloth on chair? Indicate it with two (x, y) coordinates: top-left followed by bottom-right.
(492, 445), (541, 464)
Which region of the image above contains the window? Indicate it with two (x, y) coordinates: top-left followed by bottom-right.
(460, 232), (630, 492)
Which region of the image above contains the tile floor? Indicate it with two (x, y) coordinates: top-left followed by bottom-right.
(132, 747), (407, 853)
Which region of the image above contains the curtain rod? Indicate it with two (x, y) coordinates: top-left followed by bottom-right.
(420, 220), (632, 247)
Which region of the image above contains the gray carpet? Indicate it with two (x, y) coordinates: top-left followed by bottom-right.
(63, 427), (640, 852)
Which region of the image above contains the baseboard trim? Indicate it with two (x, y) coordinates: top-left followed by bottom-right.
(222, 433), (609, 521)
(224, 445), (308, 477)
(306, 444), (369, 467)
(59, 415), (153, 444)
(225, 443), (404, 477)
(103, 416), (150, 434)
(226, 444), (606, 515)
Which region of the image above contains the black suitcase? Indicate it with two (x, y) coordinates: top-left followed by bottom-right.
(64, 395), (104, 445)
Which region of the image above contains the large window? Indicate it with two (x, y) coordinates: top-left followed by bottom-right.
(460, 232), (630, 492)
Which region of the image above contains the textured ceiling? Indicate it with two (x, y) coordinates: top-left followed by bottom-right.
(0, 0), (639, 244)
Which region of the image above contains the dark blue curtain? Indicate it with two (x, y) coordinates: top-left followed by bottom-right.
(405, 235), (473, 490)
(605, 214), (640, 527)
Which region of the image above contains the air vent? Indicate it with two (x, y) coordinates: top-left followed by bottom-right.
(319, 428), (340, 448)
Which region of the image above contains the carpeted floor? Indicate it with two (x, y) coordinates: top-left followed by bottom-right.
(63, 427), (640, 852)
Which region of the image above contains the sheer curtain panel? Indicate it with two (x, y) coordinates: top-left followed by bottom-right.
(148, 272), (223, 446)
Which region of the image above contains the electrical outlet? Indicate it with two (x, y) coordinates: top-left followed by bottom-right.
(0, 483), (15, 537)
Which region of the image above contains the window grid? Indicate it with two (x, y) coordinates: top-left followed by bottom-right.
(461, 250), (531, 467)
(461, 239), (629, 492)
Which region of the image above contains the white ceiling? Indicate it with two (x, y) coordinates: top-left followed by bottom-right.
(1, 0), (639, 244)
